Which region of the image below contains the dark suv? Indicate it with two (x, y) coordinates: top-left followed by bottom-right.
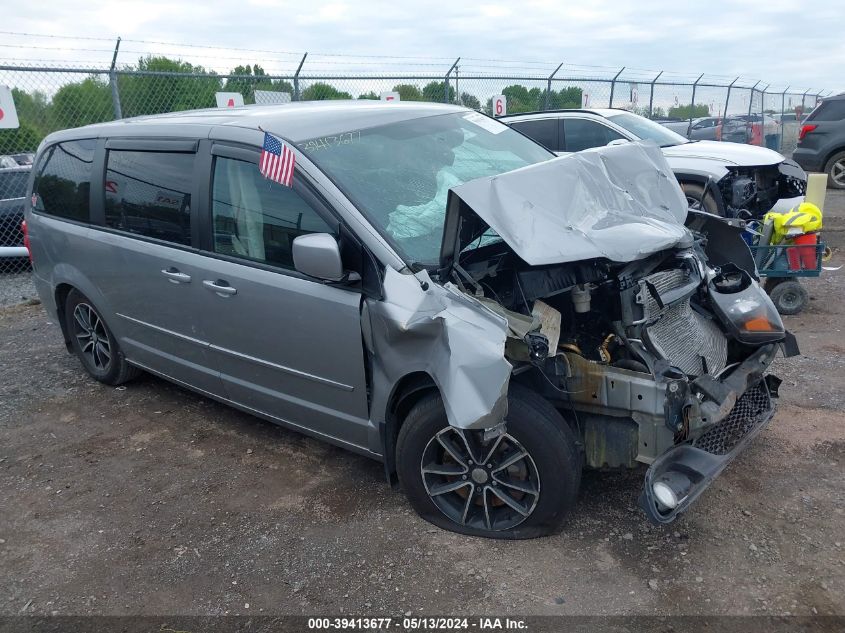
(0, 165), (32, 265)
(793, 93), (845, 189)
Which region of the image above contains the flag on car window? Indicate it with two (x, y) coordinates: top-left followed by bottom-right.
(259, 132), (295, 187)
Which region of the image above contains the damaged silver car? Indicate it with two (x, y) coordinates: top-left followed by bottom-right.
(27, 102), (797, 538)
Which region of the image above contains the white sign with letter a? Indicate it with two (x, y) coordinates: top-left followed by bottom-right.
(215, 92), (245, 108)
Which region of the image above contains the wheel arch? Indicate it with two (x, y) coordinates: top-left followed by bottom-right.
(380, 371), (441, 485)
(822, 146), (845, 173)
(49, 264), (121, 348)
(54, 282), (75, 352)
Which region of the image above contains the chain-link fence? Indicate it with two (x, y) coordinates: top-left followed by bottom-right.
(0, 47), (830, 274)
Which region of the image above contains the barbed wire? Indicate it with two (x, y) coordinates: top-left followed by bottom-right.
(0, 30), (827, 94)
(0, 30), (117, 42)
(0, 29), (794, 85)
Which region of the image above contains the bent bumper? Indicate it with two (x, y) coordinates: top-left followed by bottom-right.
(639, 376), (777, 524)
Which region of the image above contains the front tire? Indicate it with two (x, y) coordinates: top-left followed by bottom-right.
(396, 385), (581, 539)
(681, 182), (722, 215)
(65, 289), (140, 385)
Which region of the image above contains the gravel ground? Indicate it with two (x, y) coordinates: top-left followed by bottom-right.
(0, 191), (843, 618)
(0, 269), (36, 308)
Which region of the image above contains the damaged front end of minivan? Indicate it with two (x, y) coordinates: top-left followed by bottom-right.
(368, 142), (798, 525)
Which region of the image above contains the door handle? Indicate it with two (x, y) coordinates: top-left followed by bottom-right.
(203, 279), (237, 297)
(161, 267), (191, 284)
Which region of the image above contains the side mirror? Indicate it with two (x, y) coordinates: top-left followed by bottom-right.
(606, 138), (630, 147)
(292, 233), (344, 282)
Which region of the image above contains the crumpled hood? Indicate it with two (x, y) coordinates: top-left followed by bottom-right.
(662, 140), (785, 167)
(444, 142), (690, 267)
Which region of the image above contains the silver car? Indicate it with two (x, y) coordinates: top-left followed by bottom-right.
(25, 102), (795, 538)
(501, 109), (806, 217)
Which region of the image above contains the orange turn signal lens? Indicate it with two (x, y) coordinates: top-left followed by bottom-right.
(744, 316), (776, 332)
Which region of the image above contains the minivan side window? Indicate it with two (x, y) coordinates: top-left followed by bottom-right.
(33, 139), (96, 222)
(104, 151), (194, 246)
(510, 119), (559, 151)
(211, 156), (335, 269)
(563, 119), (625, 152)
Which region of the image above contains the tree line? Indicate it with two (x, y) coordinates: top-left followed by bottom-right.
(1, 54), (710, 154)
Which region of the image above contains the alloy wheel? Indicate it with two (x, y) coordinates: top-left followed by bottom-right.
(831, 159), (845, 187)
(420, 427), (541, 532)
(72, 303), (112, 371)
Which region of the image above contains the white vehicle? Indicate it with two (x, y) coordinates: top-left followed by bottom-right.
(501, 109), (806, 217)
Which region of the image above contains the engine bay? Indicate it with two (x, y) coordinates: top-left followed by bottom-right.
(438, 215), (791, 467)
(718, 159), (807, 217)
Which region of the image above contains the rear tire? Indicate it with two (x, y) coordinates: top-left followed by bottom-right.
(824, 150), (845, 189)
(396, 384), (581, 539)
(65, 289), (140, 385)
(768, 280), (809, 315)
(681, 182), (722, 216)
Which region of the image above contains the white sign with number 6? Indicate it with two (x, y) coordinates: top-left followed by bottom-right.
(493, 94), (507, 117)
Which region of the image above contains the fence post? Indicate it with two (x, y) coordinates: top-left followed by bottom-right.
(690, 73), (704, 126)
(647, 71), (663, 118)
(109, 37), (122, 120)
(748, 80), (760, 118)
(746, 81), (760, 145)
(544, 63), (563, 111)
(761, 84), (769, 147)
(723, 76), (739, 130)
(780, 86), (789, 152)
(608, 66), (625, 108)
(293, 52), (308, 101)
(444, 58), (460, 103)
(455, 65), (459, 105)
(800, 88), (810, 115)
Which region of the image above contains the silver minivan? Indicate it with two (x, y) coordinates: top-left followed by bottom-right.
(25, 102), (795, 538)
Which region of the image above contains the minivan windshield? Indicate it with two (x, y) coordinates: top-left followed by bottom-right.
(298, 111), (553, 266)
(606, 112), (689, 147)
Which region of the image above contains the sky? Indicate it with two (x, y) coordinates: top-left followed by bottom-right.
(2, 0), (842, 94)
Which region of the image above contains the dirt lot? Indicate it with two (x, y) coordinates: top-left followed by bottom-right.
(1, 192), (844, 618)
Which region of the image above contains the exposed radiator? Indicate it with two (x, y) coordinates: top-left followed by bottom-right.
(639, 270), (728, 377)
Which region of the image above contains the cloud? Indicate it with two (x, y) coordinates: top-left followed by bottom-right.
(0, 0), (841, 92)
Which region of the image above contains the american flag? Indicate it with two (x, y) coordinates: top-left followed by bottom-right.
(259, 132), (295, 187)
